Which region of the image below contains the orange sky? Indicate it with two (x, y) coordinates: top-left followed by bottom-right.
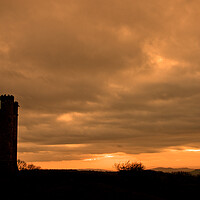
(26, 148), (200, 170)
(1, 0), (200, 169)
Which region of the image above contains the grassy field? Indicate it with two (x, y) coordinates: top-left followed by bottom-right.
(1, 169), (200, 200)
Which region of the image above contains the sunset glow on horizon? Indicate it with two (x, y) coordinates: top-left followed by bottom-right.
(19, 146), (200, 170)
(21, 146), (200, 170)
(2, 0), (200, 170)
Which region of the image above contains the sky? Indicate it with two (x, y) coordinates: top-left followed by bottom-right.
(1, 0), (200, 170)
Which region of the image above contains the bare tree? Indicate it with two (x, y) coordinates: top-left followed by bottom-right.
(114, 160), (145, 172)
(17, 159), (41, 170)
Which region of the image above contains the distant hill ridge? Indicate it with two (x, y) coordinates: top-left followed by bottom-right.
(152, 167), (200, 175)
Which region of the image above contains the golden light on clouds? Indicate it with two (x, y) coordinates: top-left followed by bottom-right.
(57, 112), (84, 122)
(185, 149), (200, 152)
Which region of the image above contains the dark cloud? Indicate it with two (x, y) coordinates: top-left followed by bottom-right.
(1, 0), (200, 162)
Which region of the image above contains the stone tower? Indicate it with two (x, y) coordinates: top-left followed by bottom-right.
(0, 95), (18, 174)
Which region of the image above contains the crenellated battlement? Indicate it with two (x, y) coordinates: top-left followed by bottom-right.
(0, 94), (15, 101)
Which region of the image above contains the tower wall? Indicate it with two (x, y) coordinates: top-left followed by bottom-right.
(0, 95), (18, 174)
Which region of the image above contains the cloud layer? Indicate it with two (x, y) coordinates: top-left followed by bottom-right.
(1, 0), (200, 162)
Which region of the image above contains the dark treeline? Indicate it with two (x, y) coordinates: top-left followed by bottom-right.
(1, 170), (200, 200)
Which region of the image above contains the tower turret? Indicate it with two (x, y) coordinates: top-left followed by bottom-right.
(0, 94), (18, 174)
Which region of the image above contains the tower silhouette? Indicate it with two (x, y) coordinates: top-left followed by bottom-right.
(0, 95), (18, 174)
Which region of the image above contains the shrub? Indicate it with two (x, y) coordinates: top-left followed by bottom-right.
(114, 160), (145, 172)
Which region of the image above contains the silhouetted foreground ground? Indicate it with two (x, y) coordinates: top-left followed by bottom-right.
(1, 170), (200, 200)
